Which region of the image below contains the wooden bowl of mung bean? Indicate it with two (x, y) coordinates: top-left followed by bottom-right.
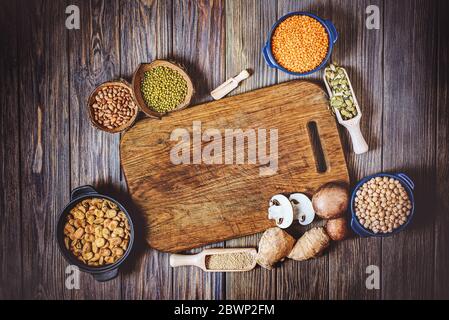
(132, 60), (194, 118)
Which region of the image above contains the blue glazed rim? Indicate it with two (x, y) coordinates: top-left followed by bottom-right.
(262, 11), (338, 76)
(350, 173), (415, 237)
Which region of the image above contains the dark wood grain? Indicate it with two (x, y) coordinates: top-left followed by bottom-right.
(170, 0), (226, 299)
(224, 0), (278, 300)
(381, 0), (437, 299)
(275, 0), (332, 300)
(326, 0), (383, 300)
(0, 0), (447, 300)
(172, 0), (225, 105)
(68, 0), (122, 299)
(18, 0), (70, 299)
(0, 0), (22, 299)
(434, 0), (449, 300)
(119, 0), (173, 300)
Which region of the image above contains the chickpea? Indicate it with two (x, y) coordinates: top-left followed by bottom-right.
(354, 177), (411, 234)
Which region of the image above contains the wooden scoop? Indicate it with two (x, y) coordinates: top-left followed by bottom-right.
(170, 248), (257, 272)
(210, 70), (250, 100)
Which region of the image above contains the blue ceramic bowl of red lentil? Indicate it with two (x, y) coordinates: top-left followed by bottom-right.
(263, 11), (338, 76)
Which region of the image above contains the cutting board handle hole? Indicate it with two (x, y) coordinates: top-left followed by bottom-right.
(307, 121), (327, 173)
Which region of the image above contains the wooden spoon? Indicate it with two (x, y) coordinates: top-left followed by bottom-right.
(170, 248), (257, 272)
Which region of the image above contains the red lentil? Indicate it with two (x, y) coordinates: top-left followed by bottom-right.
(271, 15), (329, 73)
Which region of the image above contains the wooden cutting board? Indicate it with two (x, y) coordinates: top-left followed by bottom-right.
(121, 81), (348, 252)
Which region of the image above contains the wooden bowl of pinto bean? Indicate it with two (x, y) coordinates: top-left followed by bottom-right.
(87, 80), (139, 134)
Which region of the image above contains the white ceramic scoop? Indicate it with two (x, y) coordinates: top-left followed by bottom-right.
(323, 67), (369, 155)
(170, 248), (257, 272)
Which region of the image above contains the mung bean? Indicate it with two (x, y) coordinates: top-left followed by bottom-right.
(140, 66), (188, 113)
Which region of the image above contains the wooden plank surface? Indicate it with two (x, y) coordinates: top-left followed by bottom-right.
(0, 0), (21, 299)
(0, 0), (447, 300)
(275, 0), (332, 300)
(68, 0), (122, 299)
(171, 0), (226, 299)
(326, 0), (383, 300)
(381, 0), (437, 299)
(435, 0), (449, 300)
(18, 0), (71, 299)
(224, 0), (278, 300)
(119, 0), (173, 300)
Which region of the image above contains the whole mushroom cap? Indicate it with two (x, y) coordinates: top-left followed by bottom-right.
(312, 182), (349, 219)
(325, 217), (350, 241)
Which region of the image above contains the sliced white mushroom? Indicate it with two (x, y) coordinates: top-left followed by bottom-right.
(267, 194), (293, 229)
(289, 193), (315, 226)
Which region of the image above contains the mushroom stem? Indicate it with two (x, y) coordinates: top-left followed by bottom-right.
(268, 206), (284, 220)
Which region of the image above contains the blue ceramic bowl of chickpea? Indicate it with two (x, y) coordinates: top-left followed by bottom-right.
(350, 173), (415, 237)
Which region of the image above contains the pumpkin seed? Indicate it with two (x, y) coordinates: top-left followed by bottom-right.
(325, 63), (358, 120)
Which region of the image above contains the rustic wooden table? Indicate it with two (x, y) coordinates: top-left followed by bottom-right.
(1, 0), (448, 300)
